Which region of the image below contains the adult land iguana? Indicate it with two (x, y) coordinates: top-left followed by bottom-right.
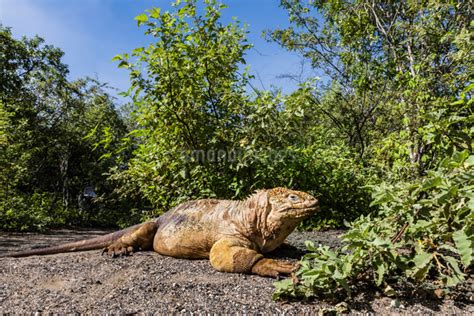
(3, 188), (319, 277)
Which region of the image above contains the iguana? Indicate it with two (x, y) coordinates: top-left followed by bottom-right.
(2, 188), (319, 277)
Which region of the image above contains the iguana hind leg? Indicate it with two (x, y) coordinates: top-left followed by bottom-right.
(209, 238), (296, 278)
(103, 221), (159, 257)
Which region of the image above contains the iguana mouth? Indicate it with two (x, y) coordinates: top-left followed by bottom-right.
(300, 198), (319, 212)
(291, 204), (319, 218)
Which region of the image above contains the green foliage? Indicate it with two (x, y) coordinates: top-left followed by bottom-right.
(0, 101), (9, 146)
(109, 0), (252, 212)
(109, 0), (373, 226)
(422, 83), (474, 161)
(272, 0), (472, 300)
(0, 193), (60, 231)
(268, 0), (471, 176)
(274, 150), (473, 300)
(0, 26), (133, 230)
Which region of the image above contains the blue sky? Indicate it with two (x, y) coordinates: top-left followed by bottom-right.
(0, 0), (313, 104)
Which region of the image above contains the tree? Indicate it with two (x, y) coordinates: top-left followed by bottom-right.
(0, 26), (129, 230)
(111, 0), (253, 209)
(107, 0), (374, 228)
(268, 0), (472, 174)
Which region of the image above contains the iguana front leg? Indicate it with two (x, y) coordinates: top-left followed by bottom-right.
(209, 238), (296, 277)
(104, 221), (159, 257)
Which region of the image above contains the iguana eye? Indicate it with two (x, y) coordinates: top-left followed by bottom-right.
(288, 194), (300, 202)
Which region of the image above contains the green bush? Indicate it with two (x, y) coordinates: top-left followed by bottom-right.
(0, 193), (63, 231)
(274, 150), (473, 300)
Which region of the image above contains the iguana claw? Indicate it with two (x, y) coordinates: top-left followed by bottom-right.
(292, 262), (301, 272)
(251, 258), (297, 278)
(102, 244), (134, 257)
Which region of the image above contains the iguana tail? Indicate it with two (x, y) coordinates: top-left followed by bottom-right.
(1, 223), (145, 258)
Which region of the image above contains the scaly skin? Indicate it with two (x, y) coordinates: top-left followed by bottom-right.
(4, 188), (319, 278)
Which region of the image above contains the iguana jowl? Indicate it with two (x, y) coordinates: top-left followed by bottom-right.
(4, 188), (319, 277)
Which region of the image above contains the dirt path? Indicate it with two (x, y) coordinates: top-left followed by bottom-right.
(0, 229), (471, 314)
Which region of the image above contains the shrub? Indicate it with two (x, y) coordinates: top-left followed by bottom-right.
(274, 150), (473, 299)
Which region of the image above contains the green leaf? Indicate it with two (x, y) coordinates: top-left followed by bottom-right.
(444, 255), (465, 277)
(384, 285), (396, 297)
(373, 237), (389, 247)
(274, 278), (293, 290)
(465, 155), (474, 167)
(443, 256), (465, 286)
(409, 251), (432, 282)
(452, 151), (469, 164)
(132, 47), (144, 54)
(305, 240), (316, 251)
(370, 190), (395, 207)
(135, 13), (148, 26)
(272, 278), (294, 300)
(374, 260), (385, 286)
(445, 275), (461, 287)
(452, 230), (473, 267)
(421, 177), (442, 191)
(334, 269), (351, 295)
(149, 7), (161, 19)
(118, 60), (129, 68)
(438, 244), (459, 254)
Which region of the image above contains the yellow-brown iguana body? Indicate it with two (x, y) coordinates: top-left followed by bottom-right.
(3, 188), (319, 277)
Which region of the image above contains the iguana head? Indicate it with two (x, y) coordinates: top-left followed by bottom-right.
(242, 187), (319, 252)
(266, 187), (319, 219)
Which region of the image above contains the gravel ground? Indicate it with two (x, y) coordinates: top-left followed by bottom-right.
(0, 228), (472, 314)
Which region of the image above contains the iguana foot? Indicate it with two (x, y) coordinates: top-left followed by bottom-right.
(102, 221), (158, 258)
(102, 243), (135, 257)
(251, 258), (296, 278)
